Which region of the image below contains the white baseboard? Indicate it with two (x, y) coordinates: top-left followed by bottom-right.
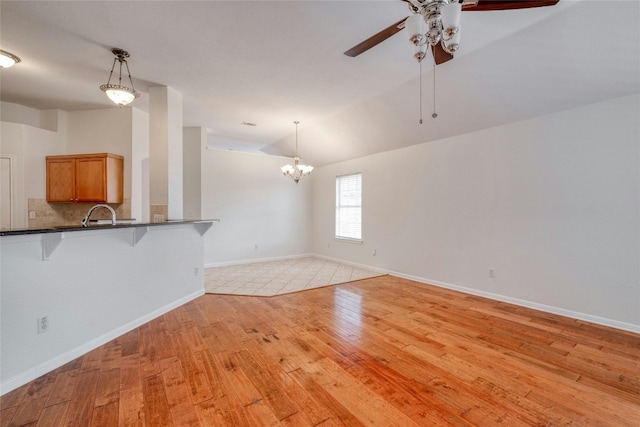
(205, 253), (314, 268)
(388, 270), (640, 334)
(312, 254), (389, 276)
(206, 252), (640, 333)
(0, 289), (204, 396)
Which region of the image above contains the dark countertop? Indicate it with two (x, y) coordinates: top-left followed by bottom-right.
(0, 219), (219, 237)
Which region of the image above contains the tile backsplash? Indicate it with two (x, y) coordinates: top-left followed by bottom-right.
(28, 198), (131, 228)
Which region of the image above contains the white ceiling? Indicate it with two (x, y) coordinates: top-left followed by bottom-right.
(1, 1), (638, 166)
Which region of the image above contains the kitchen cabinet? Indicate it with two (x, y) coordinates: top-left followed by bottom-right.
(46, 153), (123, 203)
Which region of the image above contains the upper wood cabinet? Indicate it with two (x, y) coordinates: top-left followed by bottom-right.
(46, 153), (124, 203)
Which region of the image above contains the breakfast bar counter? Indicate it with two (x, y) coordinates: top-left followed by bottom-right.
(0, 218), (219, 236)
(0, 219), (218, 395)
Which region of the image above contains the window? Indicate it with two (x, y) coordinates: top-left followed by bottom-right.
(335, 173), (362, 240)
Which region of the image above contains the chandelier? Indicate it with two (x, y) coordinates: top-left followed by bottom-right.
(100, 48), (140, 106)
(281, 121), (313, 184)
(405, 0), (462, 63)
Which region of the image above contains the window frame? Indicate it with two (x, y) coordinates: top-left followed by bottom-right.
(335, 172), (362, 242)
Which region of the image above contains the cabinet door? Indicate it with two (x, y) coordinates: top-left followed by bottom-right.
(75, 157), (107, 202)
(46, 158), (75, 202)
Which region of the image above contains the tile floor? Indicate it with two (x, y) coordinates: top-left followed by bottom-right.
(204, 256), (383, 296)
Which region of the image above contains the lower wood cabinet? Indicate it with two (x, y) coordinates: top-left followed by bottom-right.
(46, 153), (123, 203)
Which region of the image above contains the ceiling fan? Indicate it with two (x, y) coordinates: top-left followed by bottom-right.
(344, 0), (560, 65)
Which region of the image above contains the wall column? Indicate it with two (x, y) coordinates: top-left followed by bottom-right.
(149, 86), (183, 221)
(183, 127), (204, 219)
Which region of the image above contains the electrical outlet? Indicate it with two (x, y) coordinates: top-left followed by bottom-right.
(29, 211), (36, 219)
(194, 267), (199, 276)
(153, 214), (165, 223)
(372, 249), (377, 256)
(489, 268), (495, 278)
(254, 243), (258, 250)
(37, 316), (49, 334)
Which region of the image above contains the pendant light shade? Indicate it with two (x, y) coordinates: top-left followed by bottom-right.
(0, 50), (21, 68)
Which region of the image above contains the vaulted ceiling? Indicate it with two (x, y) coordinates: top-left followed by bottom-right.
(1, 1), (638, 166)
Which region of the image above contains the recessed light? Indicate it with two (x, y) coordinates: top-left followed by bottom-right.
(241, 121), (257, 127)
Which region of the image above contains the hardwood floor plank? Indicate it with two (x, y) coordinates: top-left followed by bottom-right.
(119, 354), (145, 427)
(242, 339), (332, 426)
(231, 349), (298, 421)
(160, 356), (202, 426)
(94, 368), (120, 407)
(5, 275), (639, 426)
(0, 407), (18, 427)
(212, 351), (263, 407)
(35, 402), (69, 427)
(142, 374), (173, 427)
(139, 323), (162, 379)
(120, 329), (140, 357)
(303, 356), (421, 426)
(170, 332), (215, 405)
(45, 369), (78, 407)
(63, 369), (99, 426)
(0, 384), (29, 411)
(6, 396), (48, 427)
(90, 401), (119, 426)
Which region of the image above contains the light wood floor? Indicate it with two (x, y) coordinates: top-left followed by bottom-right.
(2, 275), (639, 426)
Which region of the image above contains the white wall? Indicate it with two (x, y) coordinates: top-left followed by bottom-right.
(0, 102), (40, 129)
(1, 224), (205, 394)
(312, 94), (640, 331)
(183, 127), (204, 219)
(67, 108), (134, 200)
(1, 104), (148, 225)
(202, 148), (313, 266)
(0, 112), (67, 227)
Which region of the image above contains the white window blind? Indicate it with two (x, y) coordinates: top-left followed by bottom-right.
(335, 173), (362, 240)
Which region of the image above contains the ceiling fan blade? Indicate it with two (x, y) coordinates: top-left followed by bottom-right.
(463, 0), (559, 11)
(344, 18), (407, 57)
(432, 44), (454, 65)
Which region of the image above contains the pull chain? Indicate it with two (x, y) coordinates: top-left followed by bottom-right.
(432, 64), (438, 119)
(419, 59), (423, 124)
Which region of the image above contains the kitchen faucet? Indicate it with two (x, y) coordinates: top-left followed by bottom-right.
(81, 204), (117, 227)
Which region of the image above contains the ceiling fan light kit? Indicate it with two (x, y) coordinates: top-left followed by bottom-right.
(405, 0), (462, 63)
(100, 48), (140, 106)
(0, 49), (21, 68)
(281, 121), (313, 184)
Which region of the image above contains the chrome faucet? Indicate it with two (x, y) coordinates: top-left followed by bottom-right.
(81, 204), (117, 227)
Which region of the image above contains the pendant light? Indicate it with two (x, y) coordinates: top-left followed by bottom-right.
(100, 48), (140, 106)
(0, 50), (21, 68)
